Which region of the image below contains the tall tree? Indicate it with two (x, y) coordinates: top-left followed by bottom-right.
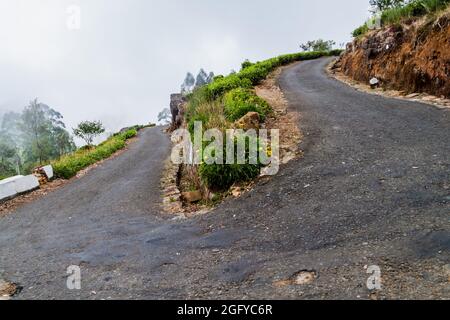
(1, 112), (23, 175)
(181, 72), (196, 94)
(300, 39), (336, 52)
(21, 99), (52, 165)
(20, 99), (73, 165)
(206, 71), (215, 84)
(53, 127), (76, 158)
(0, 138), (18, 177)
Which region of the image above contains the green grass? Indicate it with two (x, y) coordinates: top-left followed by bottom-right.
(52, 128), (138, 179)
(353, 0), (450, 37)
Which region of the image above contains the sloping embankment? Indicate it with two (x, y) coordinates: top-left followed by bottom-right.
(337, 9), (450, 98)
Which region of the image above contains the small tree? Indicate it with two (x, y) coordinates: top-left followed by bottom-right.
(195, 69), (208, 87)
(73, 121), (105, 147)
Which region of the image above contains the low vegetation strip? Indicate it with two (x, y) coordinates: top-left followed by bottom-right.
(52, 128), (138, 179)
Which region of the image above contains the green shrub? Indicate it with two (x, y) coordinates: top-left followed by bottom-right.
(120, 128), (137, 140)
(199, 162), (260, 191)
(352, 23), (370, 37)
(241, 59), (254, 70)
(52, 129), (136, 179)
(223, 88), (272, 122)
(237, 64), (271, 85)
(199, 135), (263, 190)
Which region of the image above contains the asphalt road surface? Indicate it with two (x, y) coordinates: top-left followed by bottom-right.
(1, 58), (449, 300)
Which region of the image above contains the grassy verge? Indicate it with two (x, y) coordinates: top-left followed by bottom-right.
(185, 50), (340, 190)
(353, 0), (450, 37)
(52, 128), (138, 179)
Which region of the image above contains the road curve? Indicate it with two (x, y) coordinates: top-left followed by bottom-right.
(1, 58), (449, 300)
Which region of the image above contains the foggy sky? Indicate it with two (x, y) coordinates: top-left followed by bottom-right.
(0, 0), (369, 132)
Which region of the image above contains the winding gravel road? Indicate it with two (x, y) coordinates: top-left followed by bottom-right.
(1, 58), (449, 300)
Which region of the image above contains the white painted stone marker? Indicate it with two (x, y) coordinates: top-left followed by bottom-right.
(42, 165), (54, 180)
(0, 175), (40, 202)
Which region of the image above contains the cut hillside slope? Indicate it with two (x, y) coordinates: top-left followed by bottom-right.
(337, 7), (450, 98)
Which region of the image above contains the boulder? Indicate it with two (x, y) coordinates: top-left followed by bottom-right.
(181, 191), (202, 203)
(235, 112), (260, 130)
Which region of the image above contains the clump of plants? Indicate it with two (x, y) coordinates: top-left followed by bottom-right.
(52, 128), (138, 179)
(120, 128), (138, 140)
(198, 135), (264, 190)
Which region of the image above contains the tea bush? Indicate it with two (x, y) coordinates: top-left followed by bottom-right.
(205, 74), (253, 100)
(352, 0), (450, 37)
(199, 135), (263, 190)
(120, 128), (138, 140)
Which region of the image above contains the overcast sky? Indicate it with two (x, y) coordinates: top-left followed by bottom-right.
(0, 0), (369, 133)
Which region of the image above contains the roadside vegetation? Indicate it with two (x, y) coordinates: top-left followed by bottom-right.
(185, 50), (341, 191)
(73, 121), (106, 147)
(52, 127), (139, 179)
(1, 98), (155, 181)
(0, 99), (76, 179)
(353, 0), (450, 37)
